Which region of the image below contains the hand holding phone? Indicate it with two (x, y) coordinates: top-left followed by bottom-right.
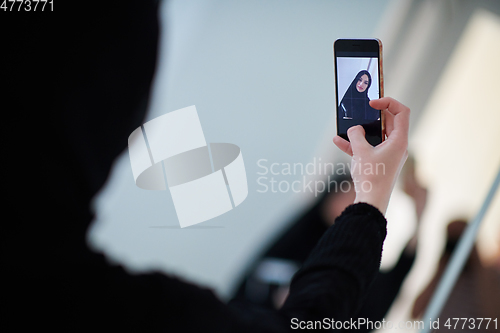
(333, 97), (410, 215)
(334, 39), (384, 146)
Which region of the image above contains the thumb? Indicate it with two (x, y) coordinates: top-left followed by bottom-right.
(347, 125), (371, 154)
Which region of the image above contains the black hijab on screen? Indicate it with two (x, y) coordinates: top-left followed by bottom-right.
(339, 70), (379, 121)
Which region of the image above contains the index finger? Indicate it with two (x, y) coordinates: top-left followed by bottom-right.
(369, 97), (410, 117)
(370, 97), (410, 143)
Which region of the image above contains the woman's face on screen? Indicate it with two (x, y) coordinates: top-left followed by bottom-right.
(356, 74), (369, 93)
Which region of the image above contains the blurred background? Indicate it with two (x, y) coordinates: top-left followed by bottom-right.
(88, 0), (500, 331)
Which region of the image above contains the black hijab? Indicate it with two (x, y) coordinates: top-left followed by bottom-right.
(339, 70), (379, 121)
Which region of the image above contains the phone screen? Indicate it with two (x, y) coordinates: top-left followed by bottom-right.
(335, 40), (382, 146)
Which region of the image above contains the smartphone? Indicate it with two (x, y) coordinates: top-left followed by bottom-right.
(334, 39), (384, 146)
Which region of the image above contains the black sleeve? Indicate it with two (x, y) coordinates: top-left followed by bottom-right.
(278, 203), (387, 323)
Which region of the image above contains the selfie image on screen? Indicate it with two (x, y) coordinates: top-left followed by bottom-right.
(337, 57), (381, 145)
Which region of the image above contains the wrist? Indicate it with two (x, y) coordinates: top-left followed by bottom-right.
(354, 185), (391, 215)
